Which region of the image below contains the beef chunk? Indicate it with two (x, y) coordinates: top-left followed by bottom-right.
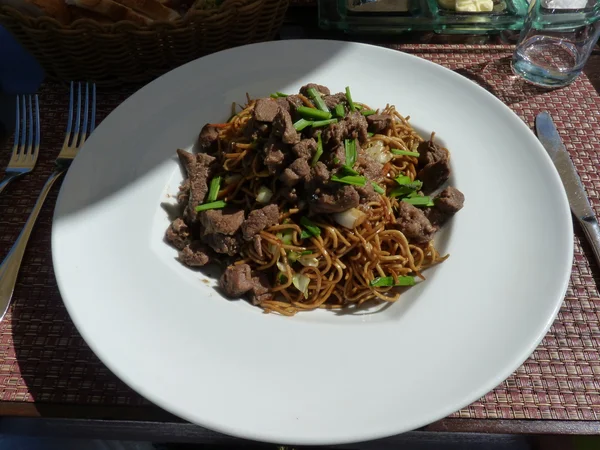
(198, 124), (219, 153)
(177, 179), (190, 206)
(416, 140), (451, 194)
(396, 201), (436, 244)
(366, 114), (393, 134)
(179, 241), (210, 267)
(280, 158), (311, 187)
(242, 204), (280, 240)
(264, 137), (287, 175)
(166, 218), (190, 250)
(243, 118), (270, 141)
(325, 144), (346, 168)
(357, 154), (383, 182)
(300, 83), (330, 97)
(427, 187), (465, 228)
(272, 109), (300, 144)
(309, 162), (330, 185)
(323, 93), (346, 110)
(254, 98), (280, 123)
(203, 233), (240, 256)
(199, 208), (244, 236)
(281, 187), (298, 203)
(323, 112), (369, 147)
(253, 235), (264, 258)
(418, 160), (451, 194)
(275, 97), (290, 114)
(220, 264), (254, 297)
(292, 138), (317, 159)
(310, 185), (360, 214)
(177, 149), (216, 221)
(356, 183), (380, 203)
(249, 271), (273, 305)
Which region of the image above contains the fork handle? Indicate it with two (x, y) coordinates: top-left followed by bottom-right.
(0, 172), (22, 195)
(0, 169), (65, 320)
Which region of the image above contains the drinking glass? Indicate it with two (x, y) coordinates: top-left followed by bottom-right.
(511, 0), (600, 88)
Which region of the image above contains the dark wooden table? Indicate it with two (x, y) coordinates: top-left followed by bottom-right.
(0, 6), (599, 447)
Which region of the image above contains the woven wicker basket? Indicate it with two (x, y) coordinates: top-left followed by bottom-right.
(0, 0), (289, 86)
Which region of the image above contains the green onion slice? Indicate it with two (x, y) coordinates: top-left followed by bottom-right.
(371, 182), (385, 194)
(206, 176), (221, 203)
(297, 106), (332, 121)
(345, 86), (356, 112)
(300, 217), (321, 239)
(330, 175), (366, 186)
(293, 118), (313, 131)
(311, 118), (338, 128)
(306, 87), (330, 113)
(391, 149), (420, 157)
(195, 200), (227, 212)
(370, 276), (416, 287)
(311, 132), (324, 167)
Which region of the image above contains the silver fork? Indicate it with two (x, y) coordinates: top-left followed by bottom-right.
(0, 95), (40, 194)
(0, 82), (96, 320)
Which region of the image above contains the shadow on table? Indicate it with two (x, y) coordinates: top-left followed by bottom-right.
(453, 57), (555, 105)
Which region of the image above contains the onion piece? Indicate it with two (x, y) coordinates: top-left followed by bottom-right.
(292, 273), (310, 299)
(364, 140), (392, 164)
(333, 208), (367, 229)
(298, 254), (319, 267)
(256, 186), (273, 204)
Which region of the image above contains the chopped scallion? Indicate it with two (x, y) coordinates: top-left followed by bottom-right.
(330, 174), (366, 186)
(195, 200), (227, 212)
(361, 109), (376, 116)
(301, 250), (313, 255)
(395, 175), (423, 191)
(391, 149), (420, 157)
(344, 138), (357, 169)
(334, 103), (345, 118)
(206, 176), (221, 203)
(270, 92), (288, 98)
(370, 276), (416, 287)
(306, 87), (330, 113)
(300, 217), (321, 239)
(402, 196), (434, 207)
(311, 118), (338, 128)
(294, 118), (313, 131)
(339, 166), (359, 176)
(345, 86), (356, 112)
(312, 132), (324, 167)
(367, 132), (374, 137)
(297, 106), (332, 121)
(371, 182), (385, 194)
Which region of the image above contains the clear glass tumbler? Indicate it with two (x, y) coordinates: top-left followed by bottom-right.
(511, 0), (600, 88)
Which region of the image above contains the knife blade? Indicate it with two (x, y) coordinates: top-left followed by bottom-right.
(535, 112), (600, 269)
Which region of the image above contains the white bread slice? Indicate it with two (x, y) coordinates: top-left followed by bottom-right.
(115, 0), (179, 20)
(65, 0), (152, 24)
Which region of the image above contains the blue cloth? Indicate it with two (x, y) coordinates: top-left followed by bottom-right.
(0, 25), (44, 94)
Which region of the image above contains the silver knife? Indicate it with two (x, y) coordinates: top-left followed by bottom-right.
(536, 112), (600, 269)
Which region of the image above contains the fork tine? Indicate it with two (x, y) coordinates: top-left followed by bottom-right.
(63, 82), (74, 148)
(91, 84), (96, 133)
(72, 82), (82, 147)
(11, 96), (20, 160)
(33, 95), (40, 161)
(25, 96), (33, 158)
(19, 95), (26, 161)
(80, 83), (90, 146)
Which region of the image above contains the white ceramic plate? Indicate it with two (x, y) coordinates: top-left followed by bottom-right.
(52, 40), (573, 445)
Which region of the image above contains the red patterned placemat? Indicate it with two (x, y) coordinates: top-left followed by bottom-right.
(0, 45), (598, 421)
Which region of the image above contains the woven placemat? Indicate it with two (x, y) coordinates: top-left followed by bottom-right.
(0, 45), (598, 420)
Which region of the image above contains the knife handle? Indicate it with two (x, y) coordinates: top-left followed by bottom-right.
(579, 216), (600, 271)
